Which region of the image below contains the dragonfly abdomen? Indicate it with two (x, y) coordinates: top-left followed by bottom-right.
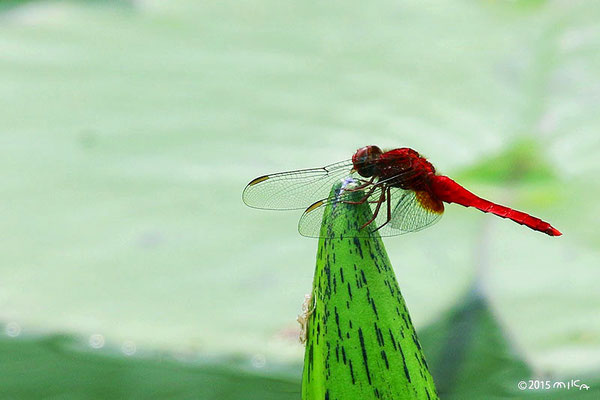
(472, 199), (560, 236)
(430, 175), (561, 236)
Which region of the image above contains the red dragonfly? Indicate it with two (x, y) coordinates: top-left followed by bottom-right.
(243, 146), (562, 238)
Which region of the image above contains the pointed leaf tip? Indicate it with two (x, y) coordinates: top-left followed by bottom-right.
(302, 181), (438, 400)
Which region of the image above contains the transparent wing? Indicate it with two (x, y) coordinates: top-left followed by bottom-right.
(298, 183), (444, 238)
(242, 160), (355, 210)
(385, 189), (444, 234)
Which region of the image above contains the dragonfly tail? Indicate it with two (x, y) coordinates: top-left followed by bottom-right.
(430, 175), (562, 236)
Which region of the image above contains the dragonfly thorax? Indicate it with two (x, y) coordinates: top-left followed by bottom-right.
(375, 148), (437, 191)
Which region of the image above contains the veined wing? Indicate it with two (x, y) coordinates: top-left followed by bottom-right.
(385, 189), (444, 234)
(242, 160), (355, 210)
(298, 183), (444, 238)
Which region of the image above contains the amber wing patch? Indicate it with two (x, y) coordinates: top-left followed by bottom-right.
(416, 191), (444, 214)
(248, 175), (269, 186)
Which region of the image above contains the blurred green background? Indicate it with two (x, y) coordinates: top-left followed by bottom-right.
(0, 0), (599, 398)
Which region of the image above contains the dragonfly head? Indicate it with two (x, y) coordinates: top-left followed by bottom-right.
(352, 145), (383, 177)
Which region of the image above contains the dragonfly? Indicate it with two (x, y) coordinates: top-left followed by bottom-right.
(242, 146), (562, 238)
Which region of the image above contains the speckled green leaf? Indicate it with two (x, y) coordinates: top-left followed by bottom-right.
(302, 183), (438, 400)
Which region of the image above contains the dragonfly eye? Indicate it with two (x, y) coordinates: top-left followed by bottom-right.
(352, 146), (382, 177)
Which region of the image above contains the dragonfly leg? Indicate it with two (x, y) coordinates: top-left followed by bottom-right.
(344, 176), (375, 192)
(372, 186), (393, 232)
(343, 183), (378, 205)
(368, 189), (386, 204)
(360, 186), (386, 230)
